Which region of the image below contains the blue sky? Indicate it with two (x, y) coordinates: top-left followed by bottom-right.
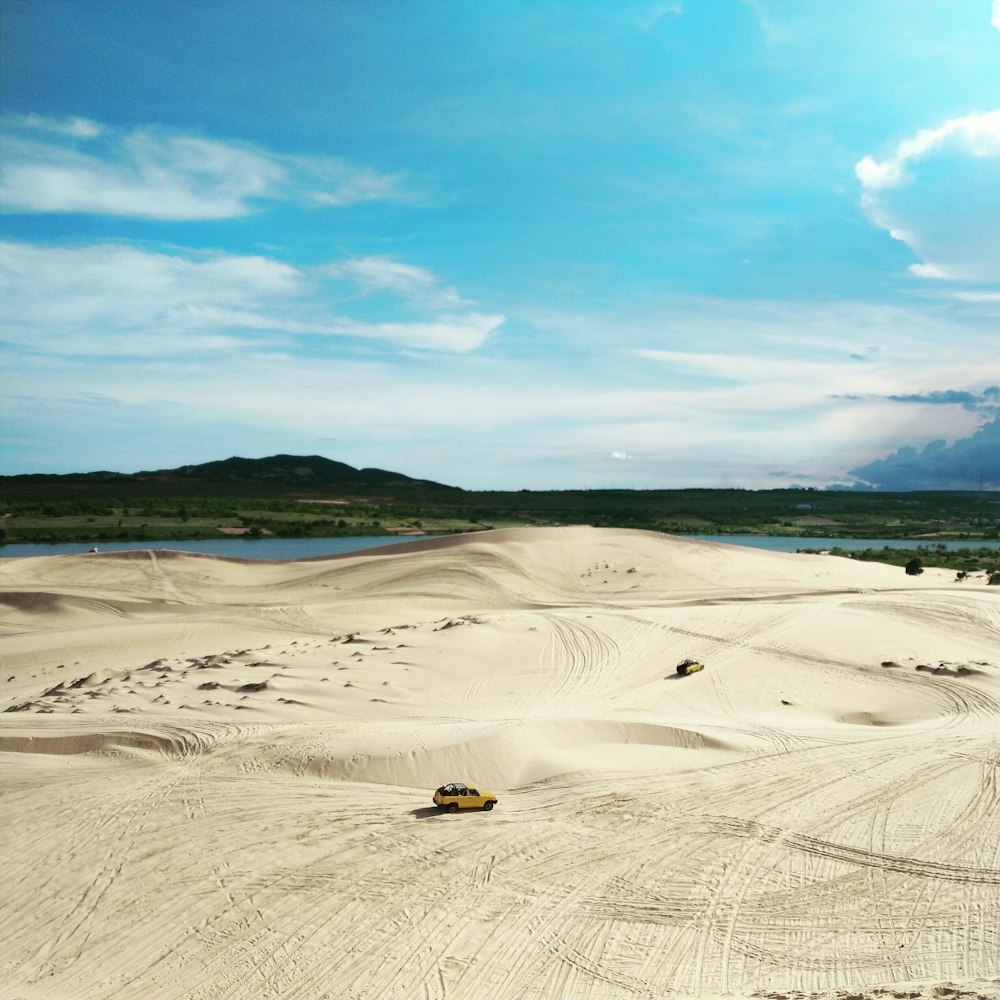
(2, 0), (998, 489)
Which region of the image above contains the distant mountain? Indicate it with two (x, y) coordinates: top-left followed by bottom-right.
(155, 454), (457, 489)
(1, 455), (459, 495)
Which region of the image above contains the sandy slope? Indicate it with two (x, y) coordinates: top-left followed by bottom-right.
(2, 527), (998, 1000)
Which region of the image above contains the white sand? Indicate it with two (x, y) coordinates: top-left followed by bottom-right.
(2, 527), (998, 1000)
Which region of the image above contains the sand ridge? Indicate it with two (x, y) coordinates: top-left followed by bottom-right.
(2, 526), (999, 1000)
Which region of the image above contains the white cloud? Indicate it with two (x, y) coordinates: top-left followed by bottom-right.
(0, 116), (405, 219)
(324, 313), (504, 352)
(634, 3), (683, 31)
(305, 162), (405, 207)
(511, 293), (1000, 484)
(856, 111), (1000, 191)
(16, 113), (103, 138)
(0, 242), (501, 356)
(4, 253), (996, 486)
(908, 262), (951, 280)
(949, 290), (1000, 304)
(993, 0), (1000, 31)
(12, 346), (987, 487)
(325, 256), (469, 310)
(1, 243), (300, 338)
(633, 348), (823, 384)
(855, 110), (1000, 281)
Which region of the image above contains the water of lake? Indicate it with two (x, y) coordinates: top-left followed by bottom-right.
(2, 533), (998, 560)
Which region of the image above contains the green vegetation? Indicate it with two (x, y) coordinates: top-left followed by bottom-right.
(2, 458), (998, 577)
(798, 544), (1000, 578)
(0, 494), (498, 544)
(2, 480), (999, 564)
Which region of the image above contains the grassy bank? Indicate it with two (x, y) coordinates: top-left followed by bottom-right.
(800, 544), (1000, 579)
(3, 488), (998, 552)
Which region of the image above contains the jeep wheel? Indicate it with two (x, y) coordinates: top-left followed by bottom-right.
(448, 802), (459, 813)
(483, 801), (494, 811)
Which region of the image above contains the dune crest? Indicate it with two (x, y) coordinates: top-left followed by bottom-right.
(3, 527), (998, 1000)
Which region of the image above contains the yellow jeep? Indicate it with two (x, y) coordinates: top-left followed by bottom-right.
(433, 782), (498, 813)
(676, 658), (705, 676)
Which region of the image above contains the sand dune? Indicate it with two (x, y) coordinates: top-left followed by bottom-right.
(2, 527), (998, 1000)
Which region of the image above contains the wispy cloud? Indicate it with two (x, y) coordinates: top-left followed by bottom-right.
(520, 294), (1000, 485)
(1, 242), (299, 351)
(1, 242), (501, 355)
(0, 115), (405, 219)
(5, 280), (996, 486)
(324, 313), (504, 353)
(2, 10), (997, 488)
(15, 113), (104, 138)
(855, 110), (1000, 281)
(301, 162), (405, 207)
(325, 256), (470, 311)
(633, 3), (683, 32)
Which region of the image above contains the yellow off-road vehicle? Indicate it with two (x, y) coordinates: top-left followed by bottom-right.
(433, 782), (498, 813)
(676, 658), (705, 676)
